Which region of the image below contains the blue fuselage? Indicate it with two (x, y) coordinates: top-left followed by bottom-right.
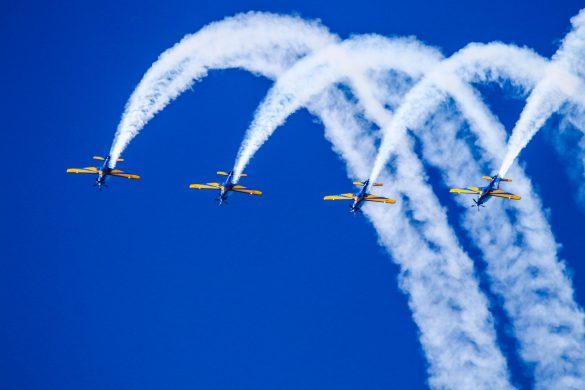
(96, 157), (112, 189)
(217, 172), (235, 204)
(476, 177), (499, 206)
(350, 180), (370, 213)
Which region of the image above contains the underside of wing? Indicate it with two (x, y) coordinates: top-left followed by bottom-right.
(233, 188), (262, 195)
(323, 194), (354, 201)
(489, 191), (521, 200)
(450, 188), (480, 194)
(67, 168), (99, 174)
(111, 173), (141, 180)
(189, 183), (222, 190)
(364, 195), (396, 204)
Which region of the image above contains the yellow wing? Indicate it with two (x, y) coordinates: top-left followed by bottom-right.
(488, 191), (521, 200)
(324, 194), (355, 201)
(364, 195), (396, 204)
(67, 167), (99, 174)
(233, 188), (262, 195)
(450, 188), (481, 194)
(189, 183), (223, 190)
(111, 173), (140, 180)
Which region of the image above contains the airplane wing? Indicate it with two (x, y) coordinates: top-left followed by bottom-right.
(488, 190), (521, 200)
(232, 188), (262, 195)
(450, 187), (481, 194)
(67, 168), (99, 174)
(324, 194), (355, 201)
(364, 195), (396, 204)
(111, 173), (141, 180)
(189, 183), (223, 190)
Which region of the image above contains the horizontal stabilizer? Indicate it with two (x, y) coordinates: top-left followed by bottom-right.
(499, 177), (512, 182)
(353, 181), (383, 187)
(217, 171), (246, 177)
(482, 175), (494, 181)
(93, 156), (124, 162)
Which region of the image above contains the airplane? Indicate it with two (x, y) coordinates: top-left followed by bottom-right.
(450, 174), (521, 211)
(189, 171), (262, 205)
(66, 156), (141, 190)
(323, 179), (396, 213)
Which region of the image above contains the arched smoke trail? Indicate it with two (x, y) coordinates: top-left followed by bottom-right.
(499, 8), (585, 177)
(232, 35), (441, 181)
(367, 41), (585, 388)
(107, 14), (514, 389)
(107, 12), (337, 168)
(232, 36), (514, 388)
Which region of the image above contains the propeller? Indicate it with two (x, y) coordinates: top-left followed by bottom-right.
(471, 198), (484, 212)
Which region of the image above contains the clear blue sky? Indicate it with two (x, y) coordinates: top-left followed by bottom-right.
(1, 1), (584, 389)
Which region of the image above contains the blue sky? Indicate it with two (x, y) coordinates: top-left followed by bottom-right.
(2, 1), (584, 389)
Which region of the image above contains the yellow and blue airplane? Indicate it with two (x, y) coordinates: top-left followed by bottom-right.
(450, 174), (521, 211)
(189, 171), (262, 205)
(324, 179), (396, 213)
(66, 156), (141, 190)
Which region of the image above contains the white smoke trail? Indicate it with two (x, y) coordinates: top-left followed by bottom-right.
(232, 35), (442, 180)
(499, 8), (585, 177)
(107, 12), (337, 168)
(366, 41), (585, 388)
(368, 42), (548, 184)
(108, 15), (514, 388)
(308, 88), (513, 390)
(232, 37), (514, 388)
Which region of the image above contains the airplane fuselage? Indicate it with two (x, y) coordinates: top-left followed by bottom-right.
(217, 172), (235, 204)
(475, 176), (499, 206)
(95, 157), (113, 190)
(350, 180), (370, 213)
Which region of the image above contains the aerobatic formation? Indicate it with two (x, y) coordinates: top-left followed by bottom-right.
(67, 9), (585, 390)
